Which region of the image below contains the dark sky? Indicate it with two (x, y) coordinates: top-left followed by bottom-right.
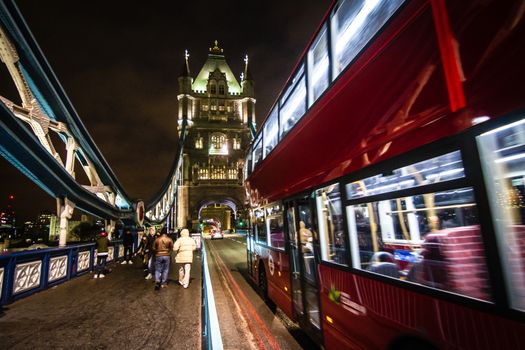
(0, 0), (331, 222)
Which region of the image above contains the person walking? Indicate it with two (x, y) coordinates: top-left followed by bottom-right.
(94, 231), (109, 279)
(173, 228), (196, 289)
(153, 227), (173, 290)
(121, 228), (134, 264)
(141, 227), (156, 280)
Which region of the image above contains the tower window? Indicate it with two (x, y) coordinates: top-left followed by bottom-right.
(210, 84), (217, 94)
(219, 85), (225, 95)
(198, 168), (209, 180)
(195, 136), (203, 149)
(233, 137), (241, 150)
(209, 133), (228, 155)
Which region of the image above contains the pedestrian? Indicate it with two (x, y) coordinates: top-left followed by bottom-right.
(142, 227), (156, 280)
(137, 231), (148, 267)
(94, 230), (109, 279)
(173, 228), (196, 289)
(153, 226), (173, 290)
(121, 228), (134, 264)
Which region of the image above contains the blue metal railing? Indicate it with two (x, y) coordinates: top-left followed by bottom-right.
(201, 241), (223, 350)
(0, 240), (124, 305)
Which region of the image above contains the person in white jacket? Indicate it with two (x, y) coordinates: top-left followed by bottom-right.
(173, 228), (196, 288)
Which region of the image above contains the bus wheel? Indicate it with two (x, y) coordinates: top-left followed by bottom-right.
(258, 264), (268, 298)
(258, 265), (276, 311)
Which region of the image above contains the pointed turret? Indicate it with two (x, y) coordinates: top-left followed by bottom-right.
(241, 54), (256, 135)
(241, 54), (254, 98)
(178, 50), (194, 131)
(178, 49), (192, 94)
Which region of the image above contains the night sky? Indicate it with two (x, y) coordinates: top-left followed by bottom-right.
(0, 0), (330, 222)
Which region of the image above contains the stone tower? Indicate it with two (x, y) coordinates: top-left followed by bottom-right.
(176, 41), (255, 230)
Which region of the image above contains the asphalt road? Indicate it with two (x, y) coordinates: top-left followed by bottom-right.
(205, 234), (320, 350)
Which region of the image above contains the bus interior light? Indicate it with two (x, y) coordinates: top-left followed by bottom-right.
(425, 168), (464, 180)
(472, 116), (490, 125)
(481, 117), (525, 136)
(387, 203), (476, 214)
(495, 153), (525, 164)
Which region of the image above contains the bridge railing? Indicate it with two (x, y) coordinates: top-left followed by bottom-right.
(0, 240), (124, 305)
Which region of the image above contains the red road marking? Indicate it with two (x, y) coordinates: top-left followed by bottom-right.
(208, 242), (282, 350)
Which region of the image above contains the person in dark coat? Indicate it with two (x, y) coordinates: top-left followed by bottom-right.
(121, 228), (134, 264)
(94, 231), (109, 279)
(140, 227), (156, 280)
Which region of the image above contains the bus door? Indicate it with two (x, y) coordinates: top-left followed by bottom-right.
(286, 198), (322, 342)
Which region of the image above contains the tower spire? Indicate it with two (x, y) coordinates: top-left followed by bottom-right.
(243, 54), (253, 81)
(209, 40), (224, 54)
(180, 49), (191, 77)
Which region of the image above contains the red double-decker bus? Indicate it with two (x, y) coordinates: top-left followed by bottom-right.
(244, 0), (525, 349)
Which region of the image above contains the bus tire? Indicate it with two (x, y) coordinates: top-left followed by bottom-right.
(258, 263), (276, 311)
(389, 337), (438, 350)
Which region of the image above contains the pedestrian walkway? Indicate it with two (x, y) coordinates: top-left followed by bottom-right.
(0, 253), (202, 350)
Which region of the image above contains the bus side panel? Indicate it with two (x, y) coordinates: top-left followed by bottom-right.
(319, 265), (525, 349)
(319, 264), (433, 350)
(266, 249), (293, 319)
(323, 319), (366, 350)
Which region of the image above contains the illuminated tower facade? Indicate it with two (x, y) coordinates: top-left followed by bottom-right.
(176, 41), (255, 230)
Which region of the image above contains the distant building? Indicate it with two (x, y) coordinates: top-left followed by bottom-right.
(0, 196), (16, 238)
(0, 211), (14, 236)
(23, 220), (35, 235)
(49, 214), (83, 241)
(176, 41), (255, 230)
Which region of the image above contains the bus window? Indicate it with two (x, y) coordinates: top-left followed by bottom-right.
(316, 184), (348, 266)
(298, 203), (317, 283)
(307, 24), (330, 107)
(267, 204), (285, 250)
(279, 65), (306, 140)
(478, 118), (525, 311)
(263, 106), (279, 158)
(255, 208), (267, 244)
(244, 151), (252, 179)
(287, 206), (298, 244)
(252, 135), (263, 170)
(347, 180), (492, 300)
(330, 0), (405, 79)
(346, 151), (465, 200)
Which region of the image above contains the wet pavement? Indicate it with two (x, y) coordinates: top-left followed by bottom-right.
(0, 253), (202, 350)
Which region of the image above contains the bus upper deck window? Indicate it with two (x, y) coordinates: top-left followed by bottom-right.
(252, 136), (263, 170)
(307, 24), (330, 106)
(330, 0), (405, 79)
(263, 107), (279, 158)
(279, 66), (306, 140)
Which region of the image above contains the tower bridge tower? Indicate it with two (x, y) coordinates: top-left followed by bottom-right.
(176, 41), (255, 230)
